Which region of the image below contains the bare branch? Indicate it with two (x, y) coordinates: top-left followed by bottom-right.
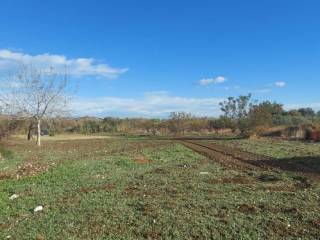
(0, 64), (73, 145)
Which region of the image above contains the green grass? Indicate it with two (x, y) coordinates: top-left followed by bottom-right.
(0, 145), (13, 159)
(0, 138), (320, 239)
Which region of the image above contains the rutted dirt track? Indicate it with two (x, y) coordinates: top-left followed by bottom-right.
(179, 140), (320, 181)
(179, 140), (275, 171)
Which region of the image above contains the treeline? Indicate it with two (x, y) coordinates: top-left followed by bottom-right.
(1, 95), (320, 139)
(0, 115), (215, 137)
(217, 94), (320, 137)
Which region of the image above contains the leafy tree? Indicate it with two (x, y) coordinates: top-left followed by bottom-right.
(298, 108), (315, 117)
(219, 94), (253, 134)
(102, 117), (119, 132)
(249, 101), (284, 128)
(82, 120), (101, 133)
(287, 110), (302, 117)
(209, 119), (222, 133)
(219, 94), (253, 120)
(209, 116), (236, 133)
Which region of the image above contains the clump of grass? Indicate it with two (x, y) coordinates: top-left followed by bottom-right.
(0, 144), (13, 159)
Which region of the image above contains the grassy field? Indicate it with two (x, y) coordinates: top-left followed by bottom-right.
(0, 137), (320, 239)
(13, 134), (114, 141)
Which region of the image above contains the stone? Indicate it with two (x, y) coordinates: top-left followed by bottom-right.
(34, 206), (44, 212)
(9, 194), (19, 200)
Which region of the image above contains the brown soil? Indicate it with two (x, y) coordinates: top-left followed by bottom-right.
(238, 204), (258, 214)
(16, 162), (49, 178)
(208, 176), (252, 185)
(0, 172), (12, 180)
(134, 154), (150, 164)
(123, 186), (140, 196)
(265, 185), (296, 192)
(1, 139), (171, 179)
(79, 184), (114, 193)
(179, 140), (267, 171)
(282, 207), (300, 214)
(147, 168), (169, 175)
(269, 220), (291, 236)
(207, 189), (223, 195)
(123, 185), (160, 198)
(179, 140), (320, 180)
(311, 219), (320, 228)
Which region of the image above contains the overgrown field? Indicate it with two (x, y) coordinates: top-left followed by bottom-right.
(0, 137), (320, 239)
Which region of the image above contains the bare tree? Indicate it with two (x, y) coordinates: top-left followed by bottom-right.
(0, 65), (71, 146)
(169, 112), (191, 135)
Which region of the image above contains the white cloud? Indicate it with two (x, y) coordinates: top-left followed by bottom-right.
(199, 76), (226, 86)
(71, 92), (223, 118)
(0, 49), (128, 78)
(275, 81), (286, 87)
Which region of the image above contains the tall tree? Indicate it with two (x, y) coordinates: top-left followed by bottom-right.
(219, 94), (253, 134)
(219, 94), (253, 120)
(0, 65), (71, 146)
(298, 108), (315, 117)
(249, 101), (284, 127)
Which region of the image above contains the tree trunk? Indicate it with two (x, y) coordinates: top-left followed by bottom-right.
(36, 119), (41, 146)
(27, 123), (33, 141)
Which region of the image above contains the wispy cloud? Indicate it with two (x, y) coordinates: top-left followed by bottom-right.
(254, 88), (271, 93)
(275, 81), (286, 87)
(0, 49), (128, 78)
(199, 76), (226, 86)
(284, 102), (320, 111)
(248, 81), (287, 94)
(71, 92), (223, 118)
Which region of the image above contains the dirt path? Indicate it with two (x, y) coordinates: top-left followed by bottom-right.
(179, 140), (273, 171)
(180, 140), (320, 180)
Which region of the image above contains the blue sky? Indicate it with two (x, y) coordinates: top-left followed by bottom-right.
(0, 0), (320, 117)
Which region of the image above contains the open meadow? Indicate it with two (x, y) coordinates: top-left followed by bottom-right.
(2, 1), (320, 239)
(1, 136), (320, 239)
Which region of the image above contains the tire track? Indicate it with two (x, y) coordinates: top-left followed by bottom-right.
(179, 140), (276, 171)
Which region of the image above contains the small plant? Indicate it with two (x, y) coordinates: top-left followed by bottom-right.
(0, 145), (13, 160)
(49, 131), (55, 137)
